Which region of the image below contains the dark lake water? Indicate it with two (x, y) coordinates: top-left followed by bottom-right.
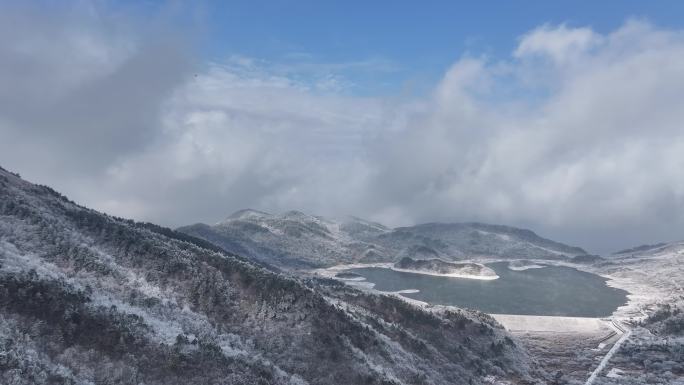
(347, 262), (628, 317)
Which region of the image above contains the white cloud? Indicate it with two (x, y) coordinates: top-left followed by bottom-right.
(514, 23), (601, 63)
(371, 20), (684, 251)
(2, 5), (684, 253)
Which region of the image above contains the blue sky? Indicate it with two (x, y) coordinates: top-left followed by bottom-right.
(39, 0), (684, 95)
(186, 0), (684, 94)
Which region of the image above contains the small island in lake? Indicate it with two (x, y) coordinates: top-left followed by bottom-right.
(393, 257), (498, 280)
(335, 271), (365, 279)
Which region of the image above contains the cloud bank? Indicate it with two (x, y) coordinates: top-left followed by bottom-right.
(2, 4), (684, 253)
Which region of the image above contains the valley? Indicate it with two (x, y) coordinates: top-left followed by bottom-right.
(1, 167), (682, 384)
(180, 208), (684, 384)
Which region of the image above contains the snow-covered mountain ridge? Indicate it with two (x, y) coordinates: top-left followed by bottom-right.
(178, 209), (587, 269)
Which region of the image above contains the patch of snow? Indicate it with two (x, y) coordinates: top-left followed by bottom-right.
(492, 314), (611, 334)
(89, 294), (184, 345)
(605, 368), (624, 378)
(0, 239), (64, 280)
(394, 289), (420, 294)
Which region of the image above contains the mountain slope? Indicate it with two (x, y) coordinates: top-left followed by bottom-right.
(0, 166), (542, 385)
(178, 210), (586, 269)
(585, 241), (684, 383)
(178, 210), (392, 269)
(379, 222), (586, 261)
(598, 240), (684, 319)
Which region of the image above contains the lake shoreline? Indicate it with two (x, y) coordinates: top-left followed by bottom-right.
(316, 262), (500, 280)
(319, 261), (629, 318)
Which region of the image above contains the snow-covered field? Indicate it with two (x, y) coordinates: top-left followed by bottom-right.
(491, 314), (611, 334)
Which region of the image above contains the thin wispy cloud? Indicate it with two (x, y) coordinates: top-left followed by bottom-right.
(222, 54), (400, 93)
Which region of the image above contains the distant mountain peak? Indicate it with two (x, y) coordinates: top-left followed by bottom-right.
(279, 210), (313, 220)
(180, 206), (588, 269)
(225, 208), (271, 221)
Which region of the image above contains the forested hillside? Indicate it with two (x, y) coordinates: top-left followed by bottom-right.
(0, 166), (543, 385)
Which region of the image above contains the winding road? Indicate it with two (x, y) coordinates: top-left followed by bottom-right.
(585, 319), (630, 385)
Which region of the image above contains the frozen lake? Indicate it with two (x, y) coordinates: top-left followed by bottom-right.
(347, 261), (628, 317)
